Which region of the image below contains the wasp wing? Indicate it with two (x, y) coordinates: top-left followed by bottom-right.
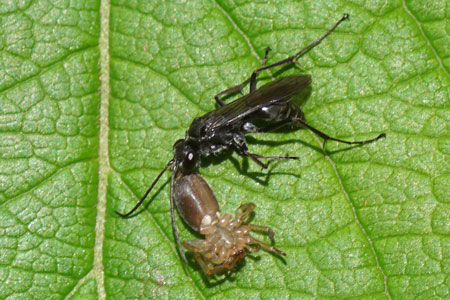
(205, 75), (311, 132)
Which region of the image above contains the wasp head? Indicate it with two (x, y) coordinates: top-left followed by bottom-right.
(173, 139), (199, 173)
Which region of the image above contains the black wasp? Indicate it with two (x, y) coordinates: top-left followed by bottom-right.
(116, 14), (386, 263)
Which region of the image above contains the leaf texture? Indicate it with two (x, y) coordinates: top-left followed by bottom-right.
(0, 0), (449, 299)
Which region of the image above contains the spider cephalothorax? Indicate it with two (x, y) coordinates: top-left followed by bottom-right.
(183, 202), (285, 275)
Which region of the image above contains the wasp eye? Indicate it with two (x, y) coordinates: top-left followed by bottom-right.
(187, 152), (194, 160)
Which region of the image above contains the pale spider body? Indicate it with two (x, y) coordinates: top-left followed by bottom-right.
(197, 211), (252, 265)
(173, 172), (285, 275)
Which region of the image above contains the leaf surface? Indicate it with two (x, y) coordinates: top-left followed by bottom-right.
(0, 0), (449, 299)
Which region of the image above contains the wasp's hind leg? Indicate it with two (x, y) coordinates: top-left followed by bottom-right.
(248, 14), (349, 92)
(290, 116), (386, 149)
(214, 47), (272, 106)
(245, 100), (385, 148)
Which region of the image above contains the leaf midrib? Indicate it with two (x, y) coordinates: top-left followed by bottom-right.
(92, 0), (110, 298)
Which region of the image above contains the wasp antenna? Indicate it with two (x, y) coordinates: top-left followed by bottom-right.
(115, 159), (175, 218)
(169, 166), (189, 264)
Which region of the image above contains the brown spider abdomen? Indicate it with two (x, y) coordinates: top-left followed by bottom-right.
(173, 173), (220, 231)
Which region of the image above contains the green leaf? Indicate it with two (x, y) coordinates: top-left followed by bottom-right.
(1, 0), (448, 299)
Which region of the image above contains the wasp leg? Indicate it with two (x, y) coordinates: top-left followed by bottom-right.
(214, 82), (248, 106)
(233, 134), (270, 168)
(233, 134), (299, 168)
(239, 149), (301, 169)
(253, 116), (385, 150)
(245, 152), (271, 169)
(246, 152), (301, 166)
(247, 99), (385, 148)
(248, 14), (349, 92)
(291, 117), (386, 148)
(214, 47), (272, 106)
